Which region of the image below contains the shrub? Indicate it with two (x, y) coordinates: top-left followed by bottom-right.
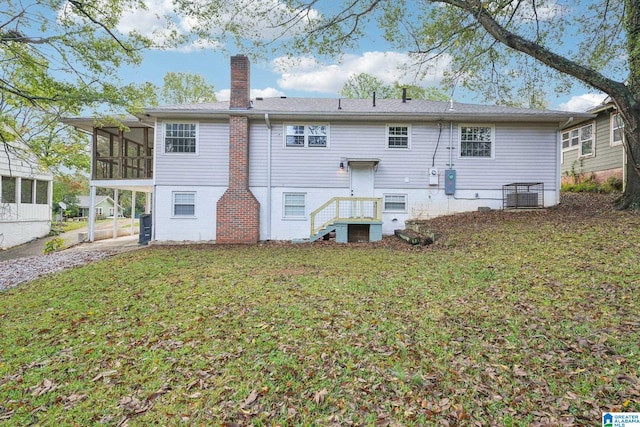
(43, 237), (64, 254)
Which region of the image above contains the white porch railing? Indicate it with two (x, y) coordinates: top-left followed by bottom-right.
(310, 197), (383, 236)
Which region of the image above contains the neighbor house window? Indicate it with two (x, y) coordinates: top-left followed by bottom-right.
(611, 113), (624, 146)
(109, 207), (115, 217)
(283, 193), (306, 218)
(36, 181), (48, 204)
(96, 207), (103, 216)
(562, 128), (580, 150)
(164, 123), (197, 153)
(1, 176), (16, 203)
(173, 192), (195, 216)
(562, 122), (594, 157)
(384, 194), (407, 212)
(285, 124), (328, 148)
(387, 125), (410, 148)
(460, 125), (493, 158)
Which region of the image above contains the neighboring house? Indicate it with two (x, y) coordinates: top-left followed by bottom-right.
(561, 101), (625, 185)
(0, 143), (53, 249)
(63, 55), (591, 245)
(77, 195), (124, 218)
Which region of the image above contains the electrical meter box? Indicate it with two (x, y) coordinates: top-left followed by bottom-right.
(444, 169), (456, 195)
(428, 168), (439, 186)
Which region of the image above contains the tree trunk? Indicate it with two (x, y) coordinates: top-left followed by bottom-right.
(618, 106), (640, 209)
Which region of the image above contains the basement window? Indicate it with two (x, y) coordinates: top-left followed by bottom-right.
(173, 192), (196, 216)
(283, 193), (306, 219)
(384, 194), (407, 212)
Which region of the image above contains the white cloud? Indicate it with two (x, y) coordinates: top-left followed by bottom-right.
(557, 93), (608, 112)
(216, 87), (285, 101)
(272, 52), (449, 95)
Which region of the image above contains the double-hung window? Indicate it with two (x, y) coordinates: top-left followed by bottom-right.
(387, 125), (410, 148)
(164, 123), (197, 153)
(384, 194), (407, 212)
(285, 124), (328, 148)
(283, 193), (306, 218)
(173, 192), (195, 216)
(562, 122), (594, 157)
(611, 113), (624, 146)
(460, 125), (493, 158)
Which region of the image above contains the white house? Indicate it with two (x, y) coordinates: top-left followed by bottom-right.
(0, 143), (53, 249)
(63, 55), (592, 244)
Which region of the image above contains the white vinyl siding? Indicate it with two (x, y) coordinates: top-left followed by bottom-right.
(155, 121), (229, 186)
(459, 125), (494, 158)
(283, 193), (306, 218)
(164, 122), (197, 153)
(387, 125), (410, 148)
(173, 192), (195, 216)
(611, 113), (624, 146)
(285, 124), (328, 148)
(384, 194), (407, 212)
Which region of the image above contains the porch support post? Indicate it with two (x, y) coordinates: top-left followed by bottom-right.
(131, 190), (136, 235)
(89, 185), (96, 242)
(113, 189), (118, 239)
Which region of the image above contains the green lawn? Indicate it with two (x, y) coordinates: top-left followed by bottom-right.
(1, 199), (639, 426)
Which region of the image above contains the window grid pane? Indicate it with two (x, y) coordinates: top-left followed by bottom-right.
(174, 193), (195, 216)
(284, 194), (305, 217)
(165, 123), (196, 153)
(388, 126), (409, 148)
(384, 195), (406, 211)
(460, 126), (492, 157)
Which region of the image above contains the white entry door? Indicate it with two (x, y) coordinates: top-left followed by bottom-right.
(350, 163), (374, 217)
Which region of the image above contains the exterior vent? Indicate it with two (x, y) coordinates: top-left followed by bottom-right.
(503, 183), (544, 209)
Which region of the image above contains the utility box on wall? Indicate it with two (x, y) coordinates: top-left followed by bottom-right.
(444, 169), (456, 195)
(428, 168), (439, 186)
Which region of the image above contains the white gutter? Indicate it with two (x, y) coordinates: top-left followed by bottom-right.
(265, 113), (272, 240)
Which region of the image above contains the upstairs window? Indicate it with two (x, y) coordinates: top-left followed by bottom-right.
(164, 123), (197, 153)
(285, 124), (328, 148)
(387, 125), (410, 148)
(460, 125), (493, 158)
(611, 113), (624, 146)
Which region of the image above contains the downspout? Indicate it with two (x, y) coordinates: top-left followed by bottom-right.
(265, 113), (272, 240)
(449, 121), (453, 169)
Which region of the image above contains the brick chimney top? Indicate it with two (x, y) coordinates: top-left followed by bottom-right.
(230, 55), (250, 110)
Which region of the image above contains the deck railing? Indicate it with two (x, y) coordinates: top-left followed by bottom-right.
(310, 197), (383, 236)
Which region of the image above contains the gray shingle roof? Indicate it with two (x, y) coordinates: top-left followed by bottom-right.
(142, 97), (593, 122)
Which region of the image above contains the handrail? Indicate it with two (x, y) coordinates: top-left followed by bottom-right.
(310, 197), (383, 236)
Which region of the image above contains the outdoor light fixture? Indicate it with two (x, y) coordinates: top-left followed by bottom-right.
(339, 161), (345, 169)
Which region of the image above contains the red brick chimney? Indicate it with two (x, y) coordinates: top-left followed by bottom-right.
(216, 55), (260, 243)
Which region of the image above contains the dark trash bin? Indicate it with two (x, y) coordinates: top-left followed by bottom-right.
(139, 214), (152, 245)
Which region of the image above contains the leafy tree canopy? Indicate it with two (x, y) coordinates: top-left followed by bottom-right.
(340, 73), (449, 101)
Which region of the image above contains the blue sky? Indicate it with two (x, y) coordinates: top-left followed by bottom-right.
(109, 0), (608, 112)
